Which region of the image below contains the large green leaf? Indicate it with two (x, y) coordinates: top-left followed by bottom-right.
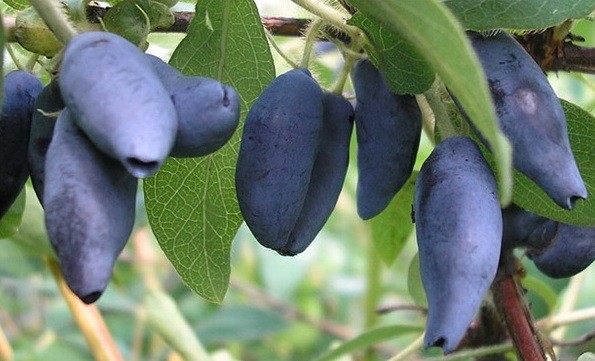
(144, 0), (275, 303)
(348, 0), (513, 205)
(314, 325), (423, 361)
(444, 0), (595, 31)
(513, 100), (595, 226)
(349, 14), (434, 95)
(369, 172), (416, 266)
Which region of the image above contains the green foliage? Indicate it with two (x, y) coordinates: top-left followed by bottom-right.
(314, 325), (423, 361)
(369, 172), (416, 266)
(196, 305), (288, 345)
(349, 14), (434, 95)
(347, 0), (514, 205)
(444, 0), (595, 31)
(144, 0), (275, 303)
(2, 0), (28, 10)
(407, 252), (427, 308)
(0, 190), (24, 238)
(513, 100), (595, 226)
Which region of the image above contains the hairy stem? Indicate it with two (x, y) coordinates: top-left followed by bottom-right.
(289, 0), (358, 36)
(29, 0), (78, 44)
(300, 19), (324, 68)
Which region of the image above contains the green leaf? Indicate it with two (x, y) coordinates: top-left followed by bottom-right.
(513, 100), (595, 226)
(444, 0), (595, 31)
(3, 0), (28, 10)
(407, 252), (427, 309)
(0, 189), (25, 238)
(369, 172), (416, 266)
(314, 325), (422, 361)
(521, 276), (558, 314)
(348, 0), (513, 205)
(196, 305), (288, 345)
(143, 0), (275, 303)
(349, 14), (434, 95)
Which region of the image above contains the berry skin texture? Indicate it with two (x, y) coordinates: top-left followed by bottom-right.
(27, 81), (64, 204)
(279, 92), (354, 256)
(353, 59), (422, 220)
(501, 204), (549, 250)
(236, 68), (324, 251)
(59, 31), (178, 178)
(146, 55), (241, 158)
(414, 136), (502, 353)
(0, 71), (43, 219)
(44, 108), (137, 304)
(468, 31), (587, 209)
(527, 222), (595, 278)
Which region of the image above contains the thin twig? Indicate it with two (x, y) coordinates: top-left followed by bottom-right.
(550, 329), (595, 348)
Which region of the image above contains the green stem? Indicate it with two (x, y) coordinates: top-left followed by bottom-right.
(363, 236), (382, 361)
(330, 51), (357, 95)
(424, 81), (456, 140)
(415, 94), (436, 145)
(300, 19), (324, 68)
(25, 54), (40, 72)
(5, 44), (27, 71)
(387, 333), (424, 361)
(265, 31), (300, 69)
(29, 0), (78, 44)
(422, 343), (514, 361)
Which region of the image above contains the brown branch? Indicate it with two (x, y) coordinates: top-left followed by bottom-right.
(491, 252), (551, 361)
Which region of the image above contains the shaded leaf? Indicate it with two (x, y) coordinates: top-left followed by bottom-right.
(0, 189), (25, 238)
(444, 0), (595, 31)
(348, 0), (513, 205)
(521, 275), (558, 314)
(407, 252), (427, 309)
(314, 325), (423, 361)
(144, 0), (275, 303)
(349, 14), (434, 95)
(369, 172), (416, 266)
(197, 305), (288, 345)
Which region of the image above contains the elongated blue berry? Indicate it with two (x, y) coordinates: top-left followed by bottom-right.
(414, 136), (502, 353)
(59, 31), (178, 178)
(353, 59), (422, 220)
(236, 69), (323, 251)
(44, 108), (137, 303)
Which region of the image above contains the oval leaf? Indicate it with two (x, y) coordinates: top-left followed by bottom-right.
(444, 0), (595, 31)
(143, 0), (275, 303)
